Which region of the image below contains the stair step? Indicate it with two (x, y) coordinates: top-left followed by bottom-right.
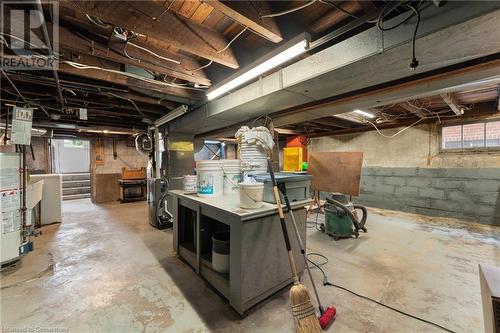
(63, 193), (91, 201)
(62, 186), (91, 196)
(62, 180), (90, 188)
(62, 173), (90, 181)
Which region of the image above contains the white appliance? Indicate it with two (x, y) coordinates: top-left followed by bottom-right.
(480, 264), (500, 333)
(1, 153), (23, 264)
(30, 174), (62, 225)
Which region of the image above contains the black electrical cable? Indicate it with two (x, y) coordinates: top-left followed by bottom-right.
(407, 5), (420, 70)
(376, 1), (424, 70)
(318, 0), (360, 19)
(306, 252), (457, 333)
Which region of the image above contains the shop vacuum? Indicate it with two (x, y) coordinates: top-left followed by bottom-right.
(321, 193), (368, 240)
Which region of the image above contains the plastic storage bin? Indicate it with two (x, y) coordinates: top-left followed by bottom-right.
(253, 173), (311, 204)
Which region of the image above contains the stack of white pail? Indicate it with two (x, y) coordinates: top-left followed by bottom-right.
(235, 126), (274, 175)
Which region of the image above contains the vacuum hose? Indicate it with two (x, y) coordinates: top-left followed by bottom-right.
(326, 196), (367, 232)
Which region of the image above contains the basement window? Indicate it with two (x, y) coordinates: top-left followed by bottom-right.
(441, 120), (500, 150)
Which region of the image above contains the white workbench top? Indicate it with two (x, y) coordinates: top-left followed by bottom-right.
(170, 190), (310, 219)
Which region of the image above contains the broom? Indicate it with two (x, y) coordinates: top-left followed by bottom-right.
(278, 183), (336, 329)
(267, 158), (322, 333)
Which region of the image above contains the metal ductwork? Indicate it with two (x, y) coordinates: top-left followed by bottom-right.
(170, 3), (500, 136)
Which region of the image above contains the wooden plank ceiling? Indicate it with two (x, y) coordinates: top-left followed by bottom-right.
(13, 0), (492, 136)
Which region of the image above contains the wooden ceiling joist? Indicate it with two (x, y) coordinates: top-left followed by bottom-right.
(58, 11), (209, 77)
(310, 1), (363, 33)
(398, 102), (426, 118)
(1, 73), (178, 110)
(58, 65), (203, 101)
(57, 0), (239, 68)
(205, 1), (283, 43)
(356, 1), (377, 14)
(333, 113), (365, 124)
(440, 92), (464, 115)
(310, 117), (351, 129)
(58, 26), (211, 86)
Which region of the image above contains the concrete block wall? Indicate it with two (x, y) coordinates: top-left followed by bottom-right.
(357, 168), (500, 225)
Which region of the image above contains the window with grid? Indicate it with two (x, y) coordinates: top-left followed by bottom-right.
(441, 120), (500, 150)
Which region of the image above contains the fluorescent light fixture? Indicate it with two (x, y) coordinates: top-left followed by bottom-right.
(204, 140), (221, 144)
(353, 109), (375, 118)
(154, 105), (188, 127)
(207, 36), (309, 101)
(78, 128), (137, 135)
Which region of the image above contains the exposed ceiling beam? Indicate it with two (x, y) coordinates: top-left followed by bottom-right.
(309, 117), (350, 129)
(205, 1), (282, 43)
(357, 1), (377, 14)
(1, 74), (177, 109)
(58, 26), (211, 86)
(57, 1), (239, 68)
(274, 128), (305, 135)
(58, 11), (209, 75)
(56, 61), (204, 103)
(398, 102), (426, 118)
(309, 102), (496, 137)
(310, 1), (362, 33)
(440, 92), (464, 115)
(334, 113), (365, 124)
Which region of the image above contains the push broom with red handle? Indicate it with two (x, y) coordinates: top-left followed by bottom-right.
(267, 158), (322, 333)
(278, 182), (336, 330)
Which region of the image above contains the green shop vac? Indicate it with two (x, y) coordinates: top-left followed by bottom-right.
(322, 193), (368, 240)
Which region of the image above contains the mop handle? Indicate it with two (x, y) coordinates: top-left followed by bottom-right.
(268, 158), (299, 281)
(279, 184), (324, 312)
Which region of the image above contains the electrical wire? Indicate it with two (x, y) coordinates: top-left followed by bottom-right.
(188, 25), (248, 71)
(190, 60), (213, 72)
(375, 1), (426, 70)
(1, 70), (51, 117)
(63, 61), (205, 91)
(318, 0), (360, 19)
(306, 253), (456, 333)
(106, 92), (146, 117)
(127, 41), (181, 64)
(217, 26), (248, 54)
(407, 5), (420, 70)
(85, 14), (112, 28)
(0, 32), (40, 49)
(261, 0), (317, 18)
(366, 118), (424, 138)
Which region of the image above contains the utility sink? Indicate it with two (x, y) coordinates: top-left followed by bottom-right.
(26, 179), (44, 209)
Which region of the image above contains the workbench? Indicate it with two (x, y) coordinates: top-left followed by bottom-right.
(170, 190), (309, 316)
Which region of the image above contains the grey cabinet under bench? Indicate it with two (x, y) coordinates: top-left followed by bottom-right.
(170, 190), (309, 315)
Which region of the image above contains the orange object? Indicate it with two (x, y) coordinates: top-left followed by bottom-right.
(121, 167), (146, 180)
(286, 135), (308, 161)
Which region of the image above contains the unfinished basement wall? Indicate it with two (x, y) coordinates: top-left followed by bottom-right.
(0, 137), (50, 174)
(90, 138), (148, 203)
(309, 121), (500, 225)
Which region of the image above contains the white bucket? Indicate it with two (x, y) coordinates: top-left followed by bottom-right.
(239, 142), (268, 174)
(239, 182), (264, 209)
(223, 160), (242, 194)
(197, 160), (224, 198)
(183, 175), (197, 193)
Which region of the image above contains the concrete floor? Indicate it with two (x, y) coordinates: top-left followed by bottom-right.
(1, 199), (499, 333)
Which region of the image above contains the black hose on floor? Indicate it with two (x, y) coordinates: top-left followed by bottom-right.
(306, 252), (457, 333)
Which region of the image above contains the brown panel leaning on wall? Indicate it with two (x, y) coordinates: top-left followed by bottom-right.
(308, 152), (364, 196)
